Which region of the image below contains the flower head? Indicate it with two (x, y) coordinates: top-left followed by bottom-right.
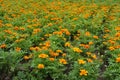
(73, 47), (83, 53)
(37, 64), (44, 69)
(59, 58), (67, 64)
(116, 57), (120, 63)
(38, 53), (48, 58)
(78, 59), (86, 64)
(80, 69), (88, 76)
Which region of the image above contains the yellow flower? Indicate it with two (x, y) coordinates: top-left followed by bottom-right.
(85, 31), (90, 36)
(93, 35), (98, 39)
(38, 53), (48, 58)
(62, 53), (66, 57)
(116, 57), (120, 63)
(83, 45), (90, 49)
(86, 52), (91, 56)
(92, 54), (97, 59)
(37, 64), (44, 69)
(87, 58), (93, 63)
(109, 46), (115, 51)
(78, 59), (86, 64)
(72, 18), (78, 21)
(56, 50), (62, 53)
(73, 47), (83, 53)
(59, 58), (67, 64)
(65, 42), (71, 47)
(80, 69), (88, 76)
(0, 44), (7, 48)
(15, 47), (21, 52)
(23, 56), (30, 60)
(89, 41), (93, 45)
(115, 32), (120, 37)
(115, 26), (120, 31)
(49, 58), (55, 61)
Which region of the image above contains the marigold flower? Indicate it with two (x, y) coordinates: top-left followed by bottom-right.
(0, 44), (7, 48)
(73, 47), (83, 53)
(116, 57), (120, 63)
(83, 45), (90, 49)
(109, 46), (115, 51)
(78, 59), (86, 64)
(65, 42), (71, 47)
(24, 56), (30, 60)
(62, 53), (66, 57)
(65, 31), (71, 35)
(44, 41), (50, 47)
(15, 47), (21, 52)
(92, 54), (97, 59)
(49, 58), (55, 61)
(87, 58), (93, 63)
(89, 41), (93, 45)
(37, 64), (44, 69)
(59, 58), (67, 64)
(84, 13), (90, 19)
(72, 18), (78, 21)
(86, 52), (91, 56)
(50, 52), (59, 57)
(93, 36), (98, 39)
(115, 26), (120, 31)
(47, 23), (53, 26)
(115, 32), (120, 37)
(80, 69), (88, 76)
(79, 44), (85, 47)
(38, 53), (48, 58)
(85, 31), (90, 36)
(56, 50), (62, 53)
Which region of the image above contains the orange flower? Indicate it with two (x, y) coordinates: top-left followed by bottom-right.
(56, 50), (62, 53)
(86, 52), (91, 56)
(93, 36), (98, 39)
(73, 47), (83, 53)
(20, 27), (25, 31)
(44, 40), (51, 47)
(72, 18), (78, 21)
(23, 56), (30, 60)
(87, 58), (93, 63)
(47, 23), (53, 26)
(79, 44), (85, 47)
(37, 64), (44, 69)
(116, 57), (120, 63)
(115, 32), (120, 37)
(30, 47), (35, 51)
(80, 69), (88, 76)
(85, 31), (90, 36)
(33, 28), (41, 34)
(83, 45), (90, 49)
(109, 46), (115, 51)
(78, 59), (86, 64)
(65, 42), (71, 47)
(59, 58), (67, 64)
(115, 26), (120, 31)
(62, 53), (66, 57)
(89, 41), (93, 45)
(84, 13), (90, 19)
(15, 47), (21, 52)
(0, 44), (7, 48)
(49, 58), (55, 61)
(61, 29), (70, 35)
(38, 53), (48, 58)
(50, 52), (59, 57)
(65, 31), (71, 36)
(92, 54), (97, 59)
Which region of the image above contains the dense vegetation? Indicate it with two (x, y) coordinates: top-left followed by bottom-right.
(0, 0), (120, 80)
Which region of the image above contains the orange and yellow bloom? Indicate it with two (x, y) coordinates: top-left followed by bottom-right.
(80, 69), (88, 76)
